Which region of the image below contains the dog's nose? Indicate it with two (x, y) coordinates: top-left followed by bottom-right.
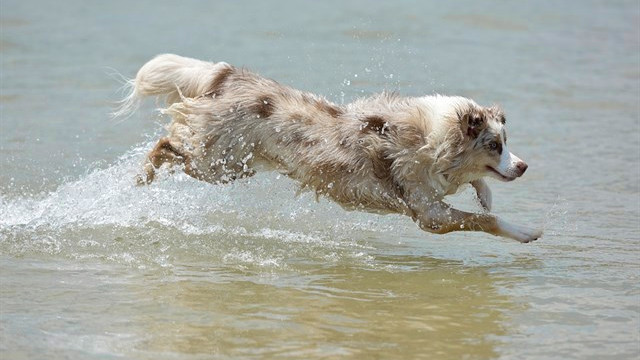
(516, 161), (528, 176)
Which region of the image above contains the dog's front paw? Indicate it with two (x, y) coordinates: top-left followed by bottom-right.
(497, 219), (542, 243)
(515, 227), (543, 243)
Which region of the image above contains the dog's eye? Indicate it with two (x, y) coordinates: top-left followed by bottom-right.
(489, 142), (498, 151)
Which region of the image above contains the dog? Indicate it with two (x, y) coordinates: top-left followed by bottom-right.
(116, 54), (542, 243)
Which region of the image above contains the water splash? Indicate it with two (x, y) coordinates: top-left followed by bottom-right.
(0, 142), (392, 269)
(542, 196), (578, 238)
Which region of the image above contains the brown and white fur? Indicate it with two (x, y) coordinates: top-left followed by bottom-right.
(117, 54), (542, 243)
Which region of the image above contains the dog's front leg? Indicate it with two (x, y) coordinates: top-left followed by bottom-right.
(471, 179), (492, 212)
(413, 201), (542, 243)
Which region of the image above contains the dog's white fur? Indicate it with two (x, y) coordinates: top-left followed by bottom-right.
(118, 54), (542, 243)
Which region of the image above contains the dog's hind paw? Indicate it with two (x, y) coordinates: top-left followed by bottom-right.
(135, 171), (154, 186)
(135, 163), (157, 186)
(135, 174), (146, 186)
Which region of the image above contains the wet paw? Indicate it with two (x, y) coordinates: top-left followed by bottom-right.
(135, 164), (155, 186)
(518, 228), (543, 243)
(497, 219), (543, 243)
(135, 174), (147, 186)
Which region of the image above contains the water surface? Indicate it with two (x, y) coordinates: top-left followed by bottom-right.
(1, 1), (639, 359)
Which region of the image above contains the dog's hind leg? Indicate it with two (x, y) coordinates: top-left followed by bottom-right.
(137, 138), (196, 185)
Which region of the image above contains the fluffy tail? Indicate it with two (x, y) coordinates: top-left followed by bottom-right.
(113, 54), (228, 118)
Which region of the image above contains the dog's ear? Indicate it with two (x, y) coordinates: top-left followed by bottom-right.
(461, 111), (486, 139)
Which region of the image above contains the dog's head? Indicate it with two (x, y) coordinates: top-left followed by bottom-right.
(458, 104), (528, 182)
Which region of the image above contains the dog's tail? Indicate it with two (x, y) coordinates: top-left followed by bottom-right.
(113, 54), (229, 118)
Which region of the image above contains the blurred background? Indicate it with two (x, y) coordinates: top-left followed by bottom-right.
(1, 1), (638, 359)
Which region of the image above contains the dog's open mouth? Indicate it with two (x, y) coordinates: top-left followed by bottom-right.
(487, 166), (516, 182)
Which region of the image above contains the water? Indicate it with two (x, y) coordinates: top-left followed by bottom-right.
(1, 0), (639, 359)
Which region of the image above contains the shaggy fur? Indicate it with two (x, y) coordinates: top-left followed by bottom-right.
(118, 54), (542, 243)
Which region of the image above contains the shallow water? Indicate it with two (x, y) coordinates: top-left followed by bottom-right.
(1, 0), (639, 359)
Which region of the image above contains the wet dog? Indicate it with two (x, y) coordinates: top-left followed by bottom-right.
(117, 54), (542, 242)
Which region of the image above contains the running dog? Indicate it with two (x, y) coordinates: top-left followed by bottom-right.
(117, 54), (542, 243)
